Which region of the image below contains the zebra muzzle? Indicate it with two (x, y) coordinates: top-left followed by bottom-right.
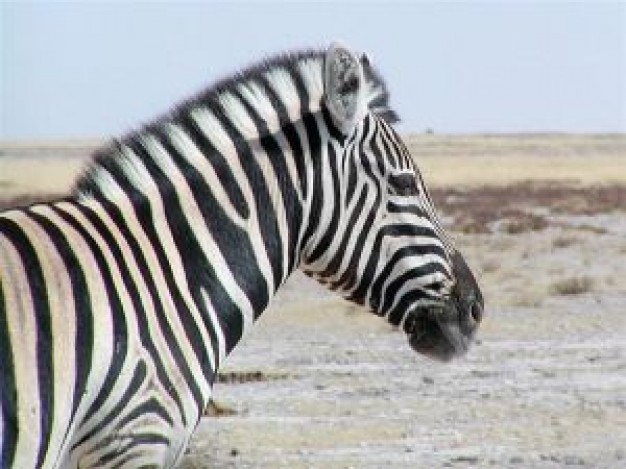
(404, 298), (481, 362)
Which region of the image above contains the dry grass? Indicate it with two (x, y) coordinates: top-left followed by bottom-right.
(0, 194), (62, 211)
(496, 209), (549, 234)
(203, 400), (237, 417)
(408, 133), (626, 188)
(0, 153), (86, 197)
(552, 235), (579, 249)
(215, 370), (288, 384)
(550, 276), (594, 296)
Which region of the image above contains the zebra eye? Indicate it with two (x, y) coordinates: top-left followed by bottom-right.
(388, 173), (419, 196)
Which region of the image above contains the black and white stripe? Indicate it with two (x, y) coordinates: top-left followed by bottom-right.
(0, 43), (482, 468)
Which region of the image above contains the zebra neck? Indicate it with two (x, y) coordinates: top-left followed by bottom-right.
(73, 117), (331, 365)
(72, 53), (345, 366)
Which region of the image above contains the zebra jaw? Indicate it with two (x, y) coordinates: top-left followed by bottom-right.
(403, 301), (478, 362)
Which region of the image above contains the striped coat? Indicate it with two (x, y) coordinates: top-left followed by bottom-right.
(0, 44), (482, 468)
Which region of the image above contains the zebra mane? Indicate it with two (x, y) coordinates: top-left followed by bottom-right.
(186, 49), (398, 125)
(75, 48), (398, 196)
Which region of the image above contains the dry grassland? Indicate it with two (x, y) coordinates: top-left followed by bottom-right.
(1, 133), (625, 199)
(407, 133), (626, 187)
(0, 140), (97, 197)
(1, 134), (625, 468)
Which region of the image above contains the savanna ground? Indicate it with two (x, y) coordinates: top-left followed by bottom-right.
(1, 134), (625, 468)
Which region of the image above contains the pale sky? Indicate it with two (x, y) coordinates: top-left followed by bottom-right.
(1, 1), (625, 140)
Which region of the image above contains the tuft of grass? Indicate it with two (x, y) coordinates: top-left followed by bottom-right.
(550, 276), (594, 296)
(203, 399), (237, 417)
(553, 235), (579, 249)
(215, 370), (288, 384)
(501, 211), (548, 234)
(575, 224), (609, 235)
(481, 259), (501, 274)
(510, 292), (545, 308)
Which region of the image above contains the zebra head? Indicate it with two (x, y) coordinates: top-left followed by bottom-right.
(301, 44), (483, 361)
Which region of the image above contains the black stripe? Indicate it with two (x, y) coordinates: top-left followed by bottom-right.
(115, 396), (174, 430)
(24, 210), (94, 435)
(151, 129), (268, 333)
(125, 137), (222, 393)
(289, 67), (311, 115)
(50, 206), (130, 448)
(347, 223), (441, 304)
(86, 361), (148, 462)
(383, 264), (448, 325)
(0, 218), (54, 467)
(130, 135), (246, 357)
(71, 200), (205, 412)
(387, 288), (440, 326)
(79, 188), (190, 421)
(328, 152), (383, 290)
(257, 75), (309, 196)
(346, 146), (359, 206)
(305, 144), (341, 264)
(0, 241), (18, 467)
(177, 112), (250, 220)
(321, 105), (345, 142)
(387, 174), (420, 197)
(288, 67), (329, 257)
(377, 120), (399, 169)
(79, 200), (186, 388)
(368, 244), (449, 314)
(231, 86), (299, 278)
(208, 108), (284, 291)
(368, 120), (394, 181)
(107, 433), (171, 469)
(100, 432), (170, 467)
(363, 118), (386, 176)
(246, 79), (308, 272)
(320, 185), (368, 282)
(298, 114), (324, 254)
(332, 196), (382, 292)
(387, 200), (425, 216)
(381, 122), (408, 170)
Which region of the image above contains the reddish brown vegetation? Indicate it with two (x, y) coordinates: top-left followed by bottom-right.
(430, 182), (626, 234)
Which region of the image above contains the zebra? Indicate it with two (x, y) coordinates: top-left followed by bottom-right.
(0, 43), (483, 468)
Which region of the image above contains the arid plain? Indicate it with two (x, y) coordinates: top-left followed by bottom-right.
(1, 134), (625, 468)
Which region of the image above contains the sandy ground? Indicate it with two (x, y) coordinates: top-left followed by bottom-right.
(1, 134), (625, 468)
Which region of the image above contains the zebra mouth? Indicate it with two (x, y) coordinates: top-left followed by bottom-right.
(403, 303), (474, 362)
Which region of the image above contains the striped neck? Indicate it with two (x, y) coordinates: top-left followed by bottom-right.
(71, 52), (341, 366)
(71, 48), (396, 371)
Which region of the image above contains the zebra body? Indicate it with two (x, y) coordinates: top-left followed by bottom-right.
(0, 44), (482, 468)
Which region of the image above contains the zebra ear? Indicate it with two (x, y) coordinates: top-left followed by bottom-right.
(324, 43), (367, 134)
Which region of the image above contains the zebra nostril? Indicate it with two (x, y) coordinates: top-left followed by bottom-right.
(369, 295), (380, 314)
(469, 300), (483, 324)
(404, 313), (418, 335)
